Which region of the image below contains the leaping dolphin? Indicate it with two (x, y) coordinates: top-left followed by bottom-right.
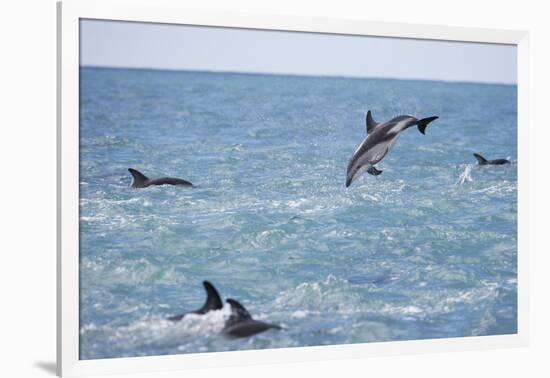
(473, 153), (510, 165)
(167, 281), (223, 321)
(345, 111), (439, 187)
(168, 281), (281, 338)
(128, 168), (194, 188)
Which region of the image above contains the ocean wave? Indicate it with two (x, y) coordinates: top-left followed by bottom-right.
(79, 68), (518, 357)
(273, 275), (362, 313)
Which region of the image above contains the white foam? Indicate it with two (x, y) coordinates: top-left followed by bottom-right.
(80, 304), (233, 355)
(456, 165), (473, 185)
(291, 310), (309, 318)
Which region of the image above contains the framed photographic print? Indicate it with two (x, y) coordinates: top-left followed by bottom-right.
(57, 0), (529, 376)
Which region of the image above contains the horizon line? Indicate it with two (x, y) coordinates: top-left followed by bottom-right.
(80, 64), (517, 86)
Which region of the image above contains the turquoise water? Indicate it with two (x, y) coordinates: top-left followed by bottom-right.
(79, 67), (517, 359)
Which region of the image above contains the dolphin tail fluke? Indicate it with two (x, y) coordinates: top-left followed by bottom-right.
(416, 116), (439, 135)
(128, 168), (149, 188)
(367, 166), (383, 176)
(473, 153), (488, 164)
(196, 281), (223, 314)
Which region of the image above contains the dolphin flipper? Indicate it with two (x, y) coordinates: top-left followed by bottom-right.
(367, 166), (383, 176)
(366, 110), (380, 134)
(416, 116), (439, 135)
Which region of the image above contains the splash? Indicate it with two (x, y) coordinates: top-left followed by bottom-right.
(456, 165), (473, 185)
(80, 305), (233, 359)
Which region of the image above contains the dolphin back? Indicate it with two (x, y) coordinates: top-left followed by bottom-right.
(224, 320), (282, 338)
(128, 168), (194, 188)
(473, 153), (510, 165)
(223, 298), (281, 338)
(149, 177), (194, 187)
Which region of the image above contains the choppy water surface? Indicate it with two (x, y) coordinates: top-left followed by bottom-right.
(79, 67), (517, 359)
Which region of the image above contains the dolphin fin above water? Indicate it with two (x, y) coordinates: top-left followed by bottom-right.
(195, 281), (223, 314)
(473, 153), (511, 165)
(222, 298), (281, 338)
(225, 298), (253, 324)
(128, 168), (150, 188)
(473, 153), (488, 164)
(128, 168), (194, 188)
(167, 281), (223, 321)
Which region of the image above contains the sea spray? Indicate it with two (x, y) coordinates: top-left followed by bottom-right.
(456, 165), (473, 185)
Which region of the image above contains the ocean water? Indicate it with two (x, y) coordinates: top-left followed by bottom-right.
(79, 67), (517, 359)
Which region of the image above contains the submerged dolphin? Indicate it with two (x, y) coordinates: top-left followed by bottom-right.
(168, 281), (281, 338)
(345, 111), (439, 187)
(128, 168), (194, 188)
(167, 281), (223, 321)
(473, 153), (510, 165)
(223, 298), (282, 338)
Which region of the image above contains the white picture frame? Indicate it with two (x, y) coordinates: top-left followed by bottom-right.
(57, 0), (530, 376)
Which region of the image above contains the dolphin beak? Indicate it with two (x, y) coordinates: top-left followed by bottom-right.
(345, 169), (354, 187)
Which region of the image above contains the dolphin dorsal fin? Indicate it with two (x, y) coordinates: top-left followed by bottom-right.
(196, 281), (223, 314)
(473, 153), (488, 164)
(366, 110), (379, 134)
(128, 168), (149, 188)
(226, 298), (252, 321)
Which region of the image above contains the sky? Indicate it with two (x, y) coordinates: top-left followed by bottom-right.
(80, 19), (517, 84)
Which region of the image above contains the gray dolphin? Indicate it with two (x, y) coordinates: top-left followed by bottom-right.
(128, 168), (194, 188)
(473, 153), (510, 165)
(167, 281), (223, 321)
(345, 111), (439, 187)
(222, 298), (281, 338)
(168, 282), (281, 338)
